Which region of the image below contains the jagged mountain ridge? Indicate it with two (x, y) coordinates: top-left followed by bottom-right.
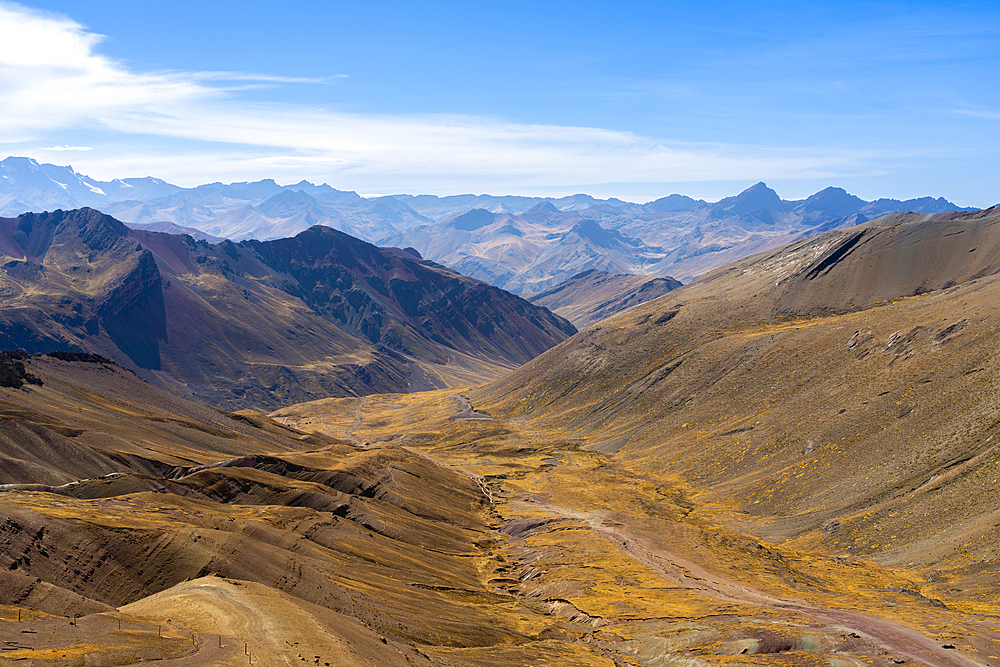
(0, 157), (432, 244)
(390, 183), (982, 289)
(0, 208), (576, 410)
(2, 158), (979, 289)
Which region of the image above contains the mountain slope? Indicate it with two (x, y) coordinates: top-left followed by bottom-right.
(3, 211), (1000, 664)
(474, 207), (1000, 598)
(0, 352), (965, 667)
(242, 225), (576, 365)
(0, 209), (576, 409)
(526, 269), (682, 328)
(0, 355), (536, 664)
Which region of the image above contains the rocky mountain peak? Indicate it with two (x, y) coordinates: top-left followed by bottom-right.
(710, 182), (784, 218)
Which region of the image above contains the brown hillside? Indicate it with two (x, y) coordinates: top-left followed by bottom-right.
(4, 209), (1000, 665)
(474, 209), (1000, 592)
(0, 357), (577, 665)
(0, 209), (576, 409)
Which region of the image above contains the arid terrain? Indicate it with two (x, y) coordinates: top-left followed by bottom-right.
(0, 208), (575, 410)
(3, 209), (1000, 665)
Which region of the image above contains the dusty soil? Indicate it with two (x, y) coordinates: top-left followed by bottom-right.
(448, 395), (494, 421)
(543, 501), (981, 667)
(5, 212), (1000, 665)
(120, 576), (429, 667)
(280, 388), (1000, 666)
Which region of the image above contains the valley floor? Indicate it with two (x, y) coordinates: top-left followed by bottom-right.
(274, 390), (1000, 667)
(3, 386), (999, 666)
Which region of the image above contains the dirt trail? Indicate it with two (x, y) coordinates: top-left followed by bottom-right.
(335, 395), (369, 447)
(541, 502), (982, 667)
(399, 436), (979, 666)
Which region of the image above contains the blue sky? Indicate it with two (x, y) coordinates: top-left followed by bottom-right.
(1, 1), (998, 205)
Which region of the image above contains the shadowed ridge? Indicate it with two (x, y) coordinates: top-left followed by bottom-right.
(772, 209), (1000, 316)
(0, 211), (576, 409)
(1, 207), (130, 263)
(0, 208), (167, 369)
(244, 224), (577, 365)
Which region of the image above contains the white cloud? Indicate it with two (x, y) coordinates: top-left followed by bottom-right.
(0, 1), (878, 193)
(39, 145), (93, 151)
(187, 71), (348, 84)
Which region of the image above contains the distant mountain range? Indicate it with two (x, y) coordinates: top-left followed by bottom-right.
(0, 207), (575, 409)
(387, 182), (983, 290)
(1, 156), (983, 288)
(0, 156), (429, 242)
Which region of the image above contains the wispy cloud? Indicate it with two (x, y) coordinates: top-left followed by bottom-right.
(0, 1), (879, 193)
(38, 145), (93, 151)
(187, 71), (348, 84)
(951, 107), (1000, 121)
